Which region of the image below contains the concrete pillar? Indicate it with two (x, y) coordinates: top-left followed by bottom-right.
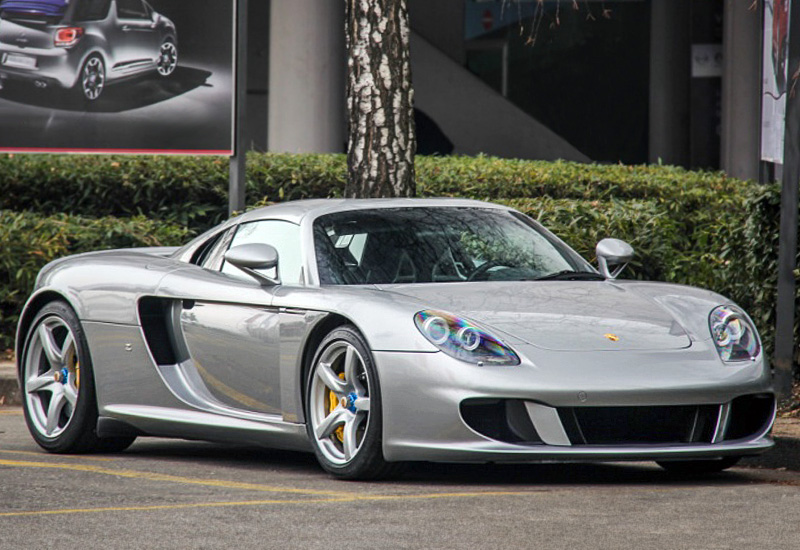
(649, 0), (691, 167)
(720, 0), (761, 180)
(267, 0), (346, 153)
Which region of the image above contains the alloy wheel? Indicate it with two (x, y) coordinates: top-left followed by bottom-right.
(24, 316), (81, 439)
(81, 57), (104, 100)
(157, 42), (178, 76)
(308, 340), (372, 465)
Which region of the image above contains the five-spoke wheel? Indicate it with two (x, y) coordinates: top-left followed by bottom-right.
(21, 301), (135, 453)
(306, 326), (397, 479)
(24, 315), (80, 440)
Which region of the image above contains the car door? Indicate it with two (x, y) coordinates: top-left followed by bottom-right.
(156, 220), (305, 419)
(110, 0), (158, 71)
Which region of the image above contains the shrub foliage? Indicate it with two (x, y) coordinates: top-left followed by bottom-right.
(0, 210), (188, 350)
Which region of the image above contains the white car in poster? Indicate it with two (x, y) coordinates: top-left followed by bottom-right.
(0, 0), (177, 101)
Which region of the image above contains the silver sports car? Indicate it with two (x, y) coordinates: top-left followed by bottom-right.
(16, 199), (775, 479)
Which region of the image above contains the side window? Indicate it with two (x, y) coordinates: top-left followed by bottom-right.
(221, 220), (303, 285)
(190, 228), (234, 271)
(116, 0), (148, 19)
(75, 0), (111, 21)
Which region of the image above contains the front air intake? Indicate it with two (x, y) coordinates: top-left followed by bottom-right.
(460, 399), (542, 445)
(558, 405), (720, 445)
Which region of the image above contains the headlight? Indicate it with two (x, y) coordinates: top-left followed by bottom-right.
(709, 305), (761, 362)
(414, 310), (520, 366)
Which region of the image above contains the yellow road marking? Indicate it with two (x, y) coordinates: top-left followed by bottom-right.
(0, 459), (351, 497)
(0, 409), (22, 415)
(0, 450), (116, 462)
(0, 491), (530, 518)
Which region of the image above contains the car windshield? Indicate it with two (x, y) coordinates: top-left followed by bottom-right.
(314, 207), (595, 285)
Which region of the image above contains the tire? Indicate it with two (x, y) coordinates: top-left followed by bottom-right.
(20, 301), (135, 454)
(656, 457), (740, 474)
(156, 41), (178, 77)
(305, 326), (400, 480)
(74, 55), (105, 101)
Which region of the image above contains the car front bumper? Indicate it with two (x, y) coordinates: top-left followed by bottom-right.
(375, 341), (775, 463)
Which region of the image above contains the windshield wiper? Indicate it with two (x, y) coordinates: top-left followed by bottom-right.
(532, 270), (605, 281)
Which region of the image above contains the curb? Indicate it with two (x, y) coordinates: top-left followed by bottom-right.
(0, 361), (20, 406)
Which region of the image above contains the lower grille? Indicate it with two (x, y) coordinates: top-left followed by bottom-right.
(461, 399), (542, 444)
(724, 394), (775, 441)
(558, 405), (720, 445)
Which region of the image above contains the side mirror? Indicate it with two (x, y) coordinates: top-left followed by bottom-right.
(224, 243), (280, 286)
(595, 238), (634, 280)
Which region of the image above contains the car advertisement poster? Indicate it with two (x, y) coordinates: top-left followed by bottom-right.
(0, 0), (235, 154)
(761, 0), (791, 164)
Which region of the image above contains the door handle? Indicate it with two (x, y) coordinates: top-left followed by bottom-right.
(182, 299), (195, 310)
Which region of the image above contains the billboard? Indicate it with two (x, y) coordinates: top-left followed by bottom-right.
(0, 0), (235, 154)
(761, 0), (791, 164)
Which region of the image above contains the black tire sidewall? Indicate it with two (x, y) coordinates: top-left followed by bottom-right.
(21, 301), (99, 453)
(305, 326), (387, 479)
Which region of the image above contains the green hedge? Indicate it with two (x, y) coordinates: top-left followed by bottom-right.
(0, 210), (189, 351)
(0, 153), (745, 230)
(0, 153), (795, 369)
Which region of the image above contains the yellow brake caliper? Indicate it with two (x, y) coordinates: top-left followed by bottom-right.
(71, 348), (80, 389)
(328, 372), (345, 442)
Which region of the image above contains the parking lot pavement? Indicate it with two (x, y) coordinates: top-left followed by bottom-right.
(1, 407), (799, 550)
(0, 362), (18, 407)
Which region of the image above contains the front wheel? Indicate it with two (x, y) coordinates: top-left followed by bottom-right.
(21, 301), (135, 453)
(656, 457), (740, 474)
(305, 326), (398, 480)
(156, 41), (178, 76)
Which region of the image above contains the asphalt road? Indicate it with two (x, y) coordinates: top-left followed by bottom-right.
(1, 407), (799, 550)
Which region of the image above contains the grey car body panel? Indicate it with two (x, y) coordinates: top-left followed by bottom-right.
(0, 0), (176, 89)
(16, 198), (775, 463)
(379, 281), (693, 351)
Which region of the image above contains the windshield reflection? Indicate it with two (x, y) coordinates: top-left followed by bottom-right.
(313, 207), (593, 285)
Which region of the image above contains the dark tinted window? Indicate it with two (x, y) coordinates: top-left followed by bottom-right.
(116, 0), (147, 19)
(74, 0), (110, 21)
(314, 208), (590, 285)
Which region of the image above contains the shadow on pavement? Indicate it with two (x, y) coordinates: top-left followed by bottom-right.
(742, 435), (800, 471)
(120, 438), (781, 487)
(0, 66), (212, 112)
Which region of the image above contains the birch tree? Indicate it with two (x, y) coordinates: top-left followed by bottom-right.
(345, 0), (416, 197)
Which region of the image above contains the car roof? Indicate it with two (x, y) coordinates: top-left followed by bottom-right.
(235, 198), (510, 225)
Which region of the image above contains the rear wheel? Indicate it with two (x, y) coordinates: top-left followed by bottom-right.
(305, 326), (399, 480)
(75, 55), (105, 101)
(656, 457), (740, 474)
(21, 301), (135, 453)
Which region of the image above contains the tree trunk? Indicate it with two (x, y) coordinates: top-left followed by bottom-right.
(345, 0), (416, 197)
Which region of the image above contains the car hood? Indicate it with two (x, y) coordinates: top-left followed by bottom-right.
(379, 281), (692, 352)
